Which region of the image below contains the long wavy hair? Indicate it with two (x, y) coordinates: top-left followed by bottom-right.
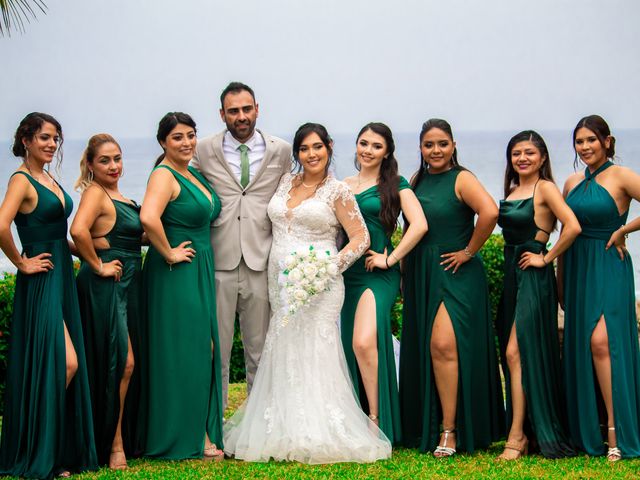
(355, 122), (401, 236)
(503, 130), (554, 198)
(410, 118), (464, 188)
(74, 133), (121, 192)
(572, 114), (616, 169)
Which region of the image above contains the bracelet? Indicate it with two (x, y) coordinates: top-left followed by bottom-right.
(385, 255), (390, 269)
(463, 246), (474, 258)
(621, 224), (629, 239)
(541, 254), (548, 265)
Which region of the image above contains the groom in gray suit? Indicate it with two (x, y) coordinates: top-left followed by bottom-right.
(193, 82), (291, 408)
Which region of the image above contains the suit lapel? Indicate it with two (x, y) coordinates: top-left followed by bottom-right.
(247, 129), (275, 189)
(213, 132), (242, 188)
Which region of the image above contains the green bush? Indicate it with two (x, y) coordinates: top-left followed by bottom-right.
(478, 233), (505, 320)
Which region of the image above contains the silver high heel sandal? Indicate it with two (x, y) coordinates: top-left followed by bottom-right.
(607, 427), (622, 462)
(433, 428), (456, 457)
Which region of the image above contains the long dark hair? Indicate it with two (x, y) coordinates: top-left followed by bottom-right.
(503, 130), (554, 198)
(154, 112), (197, 167)
(12, 112), (64, 171)
(355, 122), (401, 235)
(292, 123), (333, 179)
(410, 118), (463, 188)
(572, 114), (616, 169)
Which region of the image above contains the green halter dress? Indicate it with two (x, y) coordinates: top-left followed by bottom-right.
(0, 172), (97, 479)
(399, 168), (504, 453)
(340, 176), (409, 445)
(497, 181), (575, 458)
(563, 161), (640, 457)
(76, 191), (143, 464)
(141, 165), (224, 459)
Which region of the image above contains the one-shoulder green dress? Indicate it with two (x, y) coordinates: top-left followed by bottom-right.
(497, 184), (575, 458)
(399, 168), (504, 453)
(564, 161), (640, 457)
(340, 176), (409, 445)
(0, 172), (97, 479)
(76, 192), (143, 464)
(142, 165), (224, 459)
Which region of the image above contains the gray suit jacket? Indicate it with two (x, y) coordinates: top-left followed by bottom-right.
(193, 129), (292, 271)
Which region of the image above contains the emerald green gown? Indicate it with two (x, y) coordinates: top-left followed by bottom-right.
(142, 165), (224, 459)
(563, 161), (640, 457)
(399, 168), (504, 453)
(0, 172), (98, 479)
(76, 194), (143, 464)
(341, 176), (409, 445)
(497, 186), (575, 458)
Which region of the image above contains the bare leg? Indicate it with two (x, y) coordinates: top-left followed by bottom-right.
(591, 316), (618, 459)
(204, 340), (223, 461)
(63, 322), (78, 388)
(498, 323), (528, 460)
(352, 289), (379, 423)
(430, 303), (458, 454)
(110, 337), (134, 470)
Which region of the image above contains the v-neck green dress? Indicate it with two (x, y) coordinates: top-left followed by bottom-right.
(76, 195), (143, 464)
(497, 187), (575, 458)
(141, 165), (224, 459)
(340, 176), (409, 445)
(563, 161), (640, 457)
(399, 168), (504, 453)
(0, 172), (98, 479)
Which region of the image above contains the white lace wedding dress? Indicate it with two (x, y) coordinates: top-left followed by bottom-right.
(223, 174), (392, 463)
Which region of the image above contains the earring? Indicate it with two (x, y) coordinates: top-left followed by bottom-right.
(120, 167), (124, 178)
(88, 170), (94, 182)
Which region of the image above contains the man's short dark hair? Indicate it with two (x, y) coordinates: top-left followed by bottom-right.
(220, 82), (256, 109)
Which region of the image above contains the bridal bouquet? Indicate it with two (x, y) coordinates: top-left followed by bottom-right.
(279, 246), (339, 325)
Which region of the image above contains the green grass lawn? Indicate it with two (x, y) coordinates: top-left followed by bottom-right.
(3, 383), (640, 479)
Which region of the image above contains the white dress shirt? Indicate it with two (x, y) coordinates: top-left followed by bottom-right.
(222, 130), (266, 185)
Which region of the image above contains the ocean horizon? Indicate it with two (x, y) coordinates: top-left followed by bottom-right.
(2, 129), (639, 290)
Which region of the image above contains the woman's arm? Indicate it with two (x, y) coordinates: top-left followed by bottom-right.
(440, 170), (498, 273)
(0, 174), (53, 274)
(605, 167), (640, 259)
(140, 168), (194, 265)
(518, 180), (582, 269)
(333, 183), (370, 272)
(364, 188), (428, 271)
(70, 186), (123, 279)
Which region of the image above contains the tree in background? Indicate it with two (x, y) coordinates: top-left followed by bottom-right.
(0, 0), (47, 37)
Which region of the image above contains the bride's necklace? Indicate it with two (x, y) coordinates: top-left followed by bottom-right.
(299, 175), (323, 189)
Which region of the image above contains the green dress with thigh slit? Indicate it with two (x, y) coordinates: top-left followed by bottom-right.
(563, 161), (640, 457)
(0, 172), (97, 479)
(399, 167), (504, 453)
(76, 195), (143, 464)
(497, 187), (575, 458)
(141, 165), (223, 459)
(340, 176), (410, 445)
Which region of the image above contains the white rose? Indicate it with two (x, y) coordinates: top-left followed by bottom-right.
(313, 279), (326, 291)
(296, 247), (310, 258)
(318, 267), (327, 276)
(284, 255), (296, 269)
(288, 268), (303, 282)
(294, 289), (308, 301)
(300, 278), (310, 287)
(303, 264), (318, 278)
(327, 263), (339, 276)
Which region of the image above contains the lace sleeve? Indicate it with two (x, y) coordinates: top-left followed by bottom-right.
(332, 181), (370, 272)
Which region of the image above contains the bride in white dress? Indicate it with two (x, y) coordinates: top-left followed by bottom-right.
(223, 123), (392, 463)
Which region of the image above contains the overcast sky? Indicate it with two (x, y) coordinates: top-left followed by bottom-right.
(1, 0), (639, 142)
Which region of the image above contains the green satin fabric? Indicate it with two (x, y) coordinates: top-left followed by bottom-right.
(399, 168), (504, 453)
(340, 176), (410, 445)
(76, 199), (143, 464)
(497, 196), (575, 458)
(141, 165), (224, 459)
(0, 172), (98, 479)
(564, 161), (640, 457)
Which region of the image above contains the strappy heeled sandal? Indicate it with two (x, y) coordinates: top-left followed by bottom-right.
(204, 444), (224, 462)
(607, 427), (622, 462)
(368, 413), (380, 426)
(433, 428), (456, 457)
(497, 436), (529, 460)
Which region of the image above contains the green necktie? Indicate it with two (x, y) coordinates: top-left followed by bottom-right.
(238, 144), (250, 188)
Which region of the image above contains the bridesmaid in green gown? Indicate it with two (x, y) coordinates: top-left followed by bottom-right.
(496, 130), (580, 460)
(341, 123), (428, 445)
(399, 118), (504, 456)
(561, 115), (640, 460)
(0, 113), (97, 478)
(140, 112), (224, 460)
(70, 134), (143, 469)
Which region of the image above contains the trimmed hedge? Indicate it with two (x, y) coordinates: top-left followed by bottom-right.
(0, 233), (506, 406)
